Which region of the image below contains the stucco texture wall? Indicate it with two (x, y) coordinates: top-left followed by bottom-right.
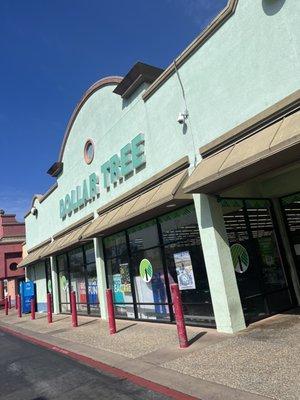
(25, 0), (300, 249)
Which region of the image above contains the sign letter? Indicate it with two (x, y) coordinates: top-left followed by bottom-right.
(132, 133), (145, 169)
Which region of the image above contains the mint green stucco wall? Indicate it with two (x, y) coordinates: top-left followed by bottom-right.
(25, 0), (300, 249)
(27, 262), (47, 311)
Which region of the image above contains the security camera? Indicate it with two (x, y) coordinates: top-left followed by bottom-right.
(31, 207), (38, 216)
(177, 111), (188, 124)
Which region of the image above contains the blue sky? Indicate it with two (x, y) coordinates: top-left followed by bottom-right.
(0, 0), (227, 220)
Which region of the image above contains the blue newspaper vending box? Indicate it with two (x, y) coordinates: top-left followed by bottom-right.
(20, 281), (35, 314)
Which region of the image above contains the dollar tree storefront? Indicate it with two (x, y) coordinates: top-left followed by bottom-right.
(20, 0), (300, 333)
(99, 205), (213, 325)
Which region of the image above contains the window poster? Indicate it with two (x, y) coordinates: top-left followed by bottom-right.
(120, 263), (131, 293)
(112, 274), (125, 303)
(173, 251), (196, 290)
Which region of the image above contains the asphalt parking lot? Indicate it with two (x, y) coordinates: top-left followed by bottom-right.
(0, 330), (171, 400)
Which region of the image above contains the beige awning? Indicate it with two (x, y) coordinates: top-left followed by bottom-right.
(83, 169), (190, 239)
(184, 110), (300, 194)
(19, 217), (93, 268)
(18, 241), (52, 268)
(43, 222), (91, 257)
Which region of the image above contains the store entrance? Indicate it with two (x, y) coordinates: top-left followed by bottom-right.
(57, 242), (100, 316)
(281, 193), (300, 281)
(222, 198), (294, 323)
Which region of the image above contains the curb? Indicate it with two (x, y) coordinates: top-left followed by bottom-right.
(0, 325), (199, 400)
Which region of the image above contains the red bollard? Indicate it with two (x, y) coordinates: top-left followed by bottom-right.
(31, 298), (36, 320)
(70, 291), (78, 327)
(170, 283), (189, 348)
(8, 295), (11, 309)
(17, 295), (22, 318)
(106, 289), (116, 335)
(4, 297), (8, 315)
(47, 293), (52, 323)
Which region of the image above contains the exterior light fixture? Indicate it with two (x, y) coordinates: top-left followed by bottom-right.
(31, 207), (38, 216)
(166, 203), (177, 208)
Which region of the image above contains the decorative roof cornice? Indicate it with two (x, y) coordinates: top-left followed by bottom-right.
(0, 236), (25, 244)
(58, 76), (122, 163)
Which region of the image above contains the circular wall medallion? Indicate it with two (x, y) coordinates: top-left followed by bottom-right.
(139, 259), (153, 282)
(230, 244), (250, 274)
(84, 139), (94, 164)
(9, 262), (18, 271)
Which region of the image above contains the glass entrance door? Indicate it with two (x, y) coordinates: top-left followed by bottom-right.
(57, 242), (100, 315)
(222, 198), (293, 322)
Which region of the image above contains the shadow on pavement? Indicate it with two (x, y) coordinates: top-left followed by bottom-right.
(117, 323), (138, 333)
(52, 316), (70, 323)
(188, 331), (206, 346)
(78, 319), (98, 327)
(32, 397), (48, 400)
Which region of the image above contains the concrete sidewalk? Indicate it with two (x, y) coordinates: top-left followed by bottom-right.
(0, 309), (299, 400)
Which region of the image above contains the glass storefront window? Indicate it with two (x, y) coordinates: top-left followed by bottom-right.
(222, 198), (292, 322)
(84, 243), (99, 314)
(131, 247), (170, 321)
(160, 207), (214, 325)
(85, 242), (96, 264)
(223, 204), (264, 300)
(57, 242), (99, 316)
(281, 193), (300, 279)
(106, 256), (135, 318)
(69, 247), (84, 268)
(103, 204), (215, 326)
(164, 242), (213, 323)
(159, 205), (200, 246)
(86, 263), (99, 315)
(45, 258), (52, 294)
(103, 232), (127, 259)
(57, 254), (70, 313)
(128, 220), (159, 252)
(69, 247), (87, 314)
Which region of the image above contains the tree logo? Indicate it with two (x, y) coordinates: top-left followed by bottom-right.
(230, 244), (250, 274)
(139, 259), (153, 282)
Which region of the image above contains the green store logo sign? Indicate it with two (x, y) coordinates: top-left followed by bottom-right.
(139, 259), (153, 283)
(59, 134), (145, 219)
(230, 244), (249, 274)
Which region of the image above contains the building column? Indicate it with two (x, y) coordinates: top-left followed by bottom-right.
(94, 237), (108, 319)
(50, 256), (60, 314)
(272, 198), (300, 304)
(193, 193), (246, 333)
